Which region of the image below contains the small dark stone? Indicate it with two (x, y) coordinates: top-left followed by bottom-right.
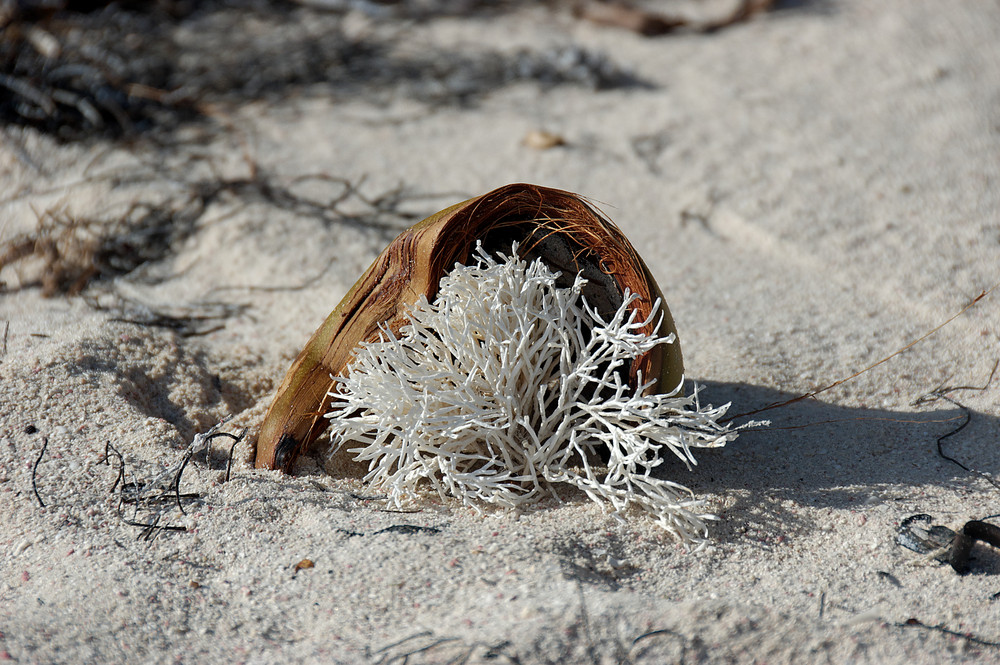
(24, 424), (38, 435)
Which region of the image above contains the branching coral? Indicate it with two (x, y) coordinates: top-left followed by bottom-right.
(325, 245), (737, 544)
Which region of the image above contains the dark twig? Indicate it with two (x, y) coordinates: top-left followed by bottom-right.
(914, 359), (1000, 404)
(172, 449), (196, 515)
(203, 429), (243, 459)
(103, 441), (126, 493)
(630, 627), (687, 662)
(631, 628), (684, 647)
(910, 360), (1000, 491)
(108, 418), (244, 536)
(224, 428), (248, 482)
(130, 511), (185, 541)
(931, 396), (982, 474)
(159, 420), (244, 517)
(371, 627), (522, 664)
(933, 396), (972, 470)
(32, 437), (48, 508)
(102, 440), (194, 537)
(473, 641), (522, 665)
(374, 631), (433, 654)
(896, 618), (1000, 648)
(141, 513), (163, 541)
(116, 496), (189, 540)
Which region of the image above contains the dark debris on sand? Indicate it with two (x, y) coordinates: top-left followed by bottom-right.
(1, 0), (645, 142)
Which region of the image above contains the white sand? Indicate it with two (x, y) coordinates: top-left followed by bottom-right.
(2, 1), (1000, 662)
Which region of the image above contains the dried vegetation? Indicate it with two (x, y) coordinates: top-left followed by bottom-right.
(0, 0), (645, 141)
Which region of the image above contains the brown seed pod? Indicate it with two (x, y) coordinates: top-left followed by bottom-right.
(254, 183), (683, 472)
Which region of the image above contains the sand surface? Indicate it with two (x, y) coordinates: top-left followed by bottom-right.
(2, 1), (1000, 662)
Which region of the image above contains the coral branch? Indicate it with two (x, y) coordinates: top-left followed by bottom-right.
(325, 245), (736, 544)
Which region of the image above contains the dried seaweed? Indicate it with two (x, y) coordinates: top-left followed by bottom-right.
(102, 441), (192, 539)
(99, 418), (244, 539)
(0, 180), (250, 336)
(32, 436), (48, 508)
(0, 199), (202, 296)
(83, 290), (249, 337)
(911, 360), (1000, 490)
(1, 1), (208, 139)
(895, 618), (1000, 649)
(369, 587), (702, 664)
(0, 150), (447, 335)
(1, 0), (646, 141)
(371, 631), (522, 665)
(224, 428), (247, 482)
(177, 170), (435, 233)
(630, 628), (688, 662)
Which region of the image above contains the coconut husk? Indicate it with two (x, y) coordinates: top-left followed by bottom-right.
(254, 183), (682, 471)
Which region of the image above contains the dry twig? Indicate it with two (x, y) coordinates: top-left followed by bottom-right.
(724, 284), (1000, 424)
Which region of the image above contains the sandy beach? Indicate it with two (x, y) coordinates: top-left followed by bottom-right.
(2, 1), (1000, 662)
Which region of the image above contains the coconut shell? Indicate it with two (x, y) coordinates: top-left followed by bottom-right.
(254, 183), (682, 471)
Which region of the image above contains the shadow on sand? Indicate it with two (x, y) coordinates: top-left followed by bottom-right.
(661, 379), (999, 546)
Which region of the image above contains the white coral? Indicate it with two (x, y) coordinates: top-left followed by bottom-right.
(324, 245), (737, 544)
